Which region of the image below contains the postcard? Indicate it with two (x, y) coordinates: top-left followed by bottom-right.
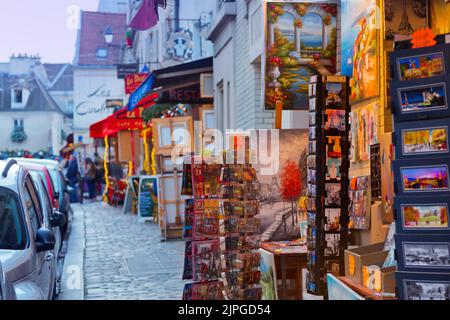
(397, 52), (445, 81)
(402, 126), (448, 156)
(398, 83), (447, 114)
(324, 109), (346, 131)
(401, 165), (450, 192)
(401, 204), (449, 229)
(325, 82), (343, 107)
(326, 157), (342, 181)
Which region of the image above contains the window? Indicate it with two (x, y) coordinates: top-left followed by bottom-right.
(96, 48), (108, 59)
(23, 177), (43, 237)
(14, 89), (23, 103)
(13, 119), (24, 130)
(0, 187), (26, 250)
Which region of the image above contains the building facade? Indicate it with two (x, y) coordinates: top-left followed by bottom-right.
(73, 11), (127, 146)
(0, 55), (69, 155)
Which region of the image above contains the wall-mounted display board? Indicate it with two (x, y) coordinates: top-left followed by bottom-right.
(306, 75), (351, 296)
(391, 41), (450, 300)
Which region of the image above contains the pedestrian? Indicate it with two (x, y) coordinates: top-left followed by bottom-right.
(84, 157), (97, 200)
(66, 154), (79, 203)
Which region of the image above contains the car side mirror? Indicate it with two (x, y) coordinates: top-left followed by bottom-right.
(50, 211), (66, 228)
(35, 228), (55, 253)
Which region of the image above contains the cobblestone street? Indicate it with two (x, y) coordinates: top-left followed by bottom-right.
(59, 201), (187, 300)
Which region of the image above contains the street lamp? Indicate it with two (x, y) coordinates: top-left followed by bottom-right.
(104, 26), (114, 45)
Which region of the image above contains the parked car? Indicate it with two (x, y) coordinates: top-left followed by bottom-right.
(29, 171), (65, 255)
(10, 158), (71, 235)
(0, 259), (16, 300)
(0, 159), (58, 300)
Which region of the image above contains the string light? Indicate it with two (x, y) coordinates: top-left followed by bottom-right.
(102, 135), (110, 204)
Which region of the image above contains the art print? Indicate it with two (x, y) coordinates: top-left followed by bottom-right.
(397, 52), (445, 81)
(325, 234), (340, 257)
(309, 127), (316, 140)
(398, 83), (447, 114)
(325, 183), (341, 206)
(307, 155), (316, 169)
(192, 240), (222, 282)
(401, 204), (449, 229)
(308, 169), (317, 184)
(324, 109), (346, 131)
(402, 126), (448, 156)
(309, 98), (316, 111)
(309, 112), (316, 126)
(358, 108), (369, 161)
(384, 0), (428, 41)
(326, 157), (341, 181)
(309, 141), (316, 154)
(325, 82), (343, 107)
(367, 103), (378, 146)
(309, 84), (316, 97)
(326, 136), (341, 158)
(401, 165), (450, 192)
(403, 242), (450, 268)
(404, 280), (450, 300)
(325, 209), (340, 231)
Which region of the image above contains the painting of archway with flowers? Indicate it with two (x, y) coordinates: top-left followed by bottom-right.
(265, 2), (338, 110)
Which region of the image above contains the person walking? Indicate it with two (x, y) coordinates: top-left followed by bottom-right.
(84, 158), (97, 200)
(66, 154), (79, 203)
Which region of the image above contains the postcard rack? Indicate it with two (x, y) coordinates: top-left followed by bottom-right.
(181, 154), (262, 300)
(390, 40), (450, 301)
(306, 75), (351, 296)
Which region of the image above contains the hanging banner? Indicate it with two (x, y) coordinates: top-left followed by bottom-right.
(125, 73), (148, 94)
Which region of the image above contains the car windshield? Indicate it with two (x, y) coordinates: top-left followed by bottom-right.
(0, 187), (26, 250)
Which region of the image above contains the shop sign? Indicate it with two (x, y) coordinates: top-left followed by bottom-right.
(129, 74), (155, 111)
(125, 73), (148, 94)
(117, 63), (139, 79)
(158, 84), (212, 104)
(410, 27), (437, 49)
(116, 118), (144, 131)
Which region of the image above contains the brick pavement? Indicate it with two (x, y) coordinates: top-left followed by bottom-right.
(62, 201), (187, 300)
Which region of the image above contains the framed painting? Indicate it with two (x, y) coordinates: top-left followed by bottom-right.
(265, 2), (338, 110)
(390, 76), (450, 122)
(384, 0), (428, 41)
(396, 271), (450, 300)
(393, 157), (450, 196)
(341, 0), (379, 104)
(394, 196), (450, 234)
(395, 234), (450, 273)
(394, 118), (449, 159)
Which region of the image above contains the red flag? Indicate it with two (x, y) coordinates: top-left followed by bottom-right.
(129, 0), (159, 31)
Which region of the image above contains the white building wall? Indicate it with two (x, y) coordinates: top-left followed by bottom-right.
(0, 111), (64, 154)
(73, 67), (124, 144)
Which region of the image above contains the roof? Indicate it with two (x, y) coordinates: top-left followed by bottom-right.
(75, 11), (127, 67)
(43, 64), (73, 91)
(0, 73), (65, 114)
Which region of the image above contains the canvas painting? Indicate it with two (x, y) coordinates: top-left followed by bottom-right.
(401, 165), (450, 192)
(254, 129), (309, 241)
(259, 249), (278, 300)
(398, 84), (447, 114)
(384, 0), (428, 41)
(358, 108), (370, 161)
(349, 111), (358, 162)
(327, 274), (365, 300)
(380, 133), (394, 223)
(265, 2), (338, 110)
(367, 103), (379, 146)
(402, 126), (448, 156)
(341, 0), (379, 104)
(401, 204), (449, 229)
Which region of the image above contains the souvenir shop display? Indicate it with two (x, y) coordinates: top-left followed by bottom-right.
(306, 75), (351, 295)
(391, 40), (450, 300)
(182, 155), (262, 300)
(218, 163), (262, 300)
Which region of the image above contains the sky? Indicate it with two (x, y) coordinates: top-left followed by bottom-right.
(0, 0), (99, 63)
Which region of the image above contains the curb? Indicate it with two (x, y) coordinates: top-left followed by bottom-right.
(58, 204), (85, 300)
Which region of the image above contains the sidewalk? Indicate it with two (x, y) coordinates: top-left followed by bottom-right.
(59, 201), (187, 300)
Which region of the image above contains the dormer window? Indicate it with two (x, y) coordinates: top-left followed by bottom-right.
(96, 48), (108, 59)
(14, 89), (23, 103)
